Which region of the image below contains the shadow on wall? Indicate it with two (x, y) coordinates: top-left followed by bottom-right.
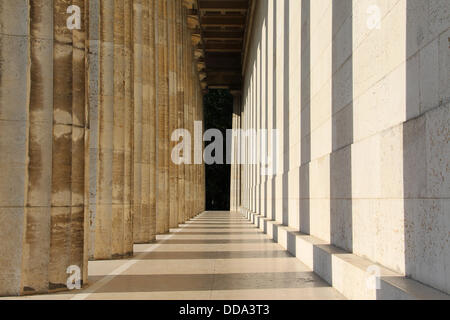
(294, 0), (354, 288)
(399, 0), (450, 297)
(282, 0), (290, 227)
(262, 1), (269, 218)
(299, 0), (311, 236)
(271, 0), (278, 221)
(330, 0), (353, 253)
(204, 89), (233, 211)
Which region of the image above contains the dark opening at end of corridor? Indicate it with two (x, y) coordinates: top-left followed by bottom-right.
(204, 90), (234, 211)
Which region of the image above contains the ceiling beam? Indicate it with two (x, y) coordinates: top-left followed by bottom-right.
(199, 0), (248, 10)
(201, 16), (246, 27)
(203, 31), (243, 41)
(196, 0), (251, 90)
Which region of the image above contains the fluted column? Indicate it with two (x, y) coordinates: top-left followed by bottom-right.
(156, 0), (170, 233)
(123, 0), (134, 251)
(146, 0), (157, 243)
(200, 91), (206, 213)
(177, 1), (186, 224)
(132, 0), (144, 244)
(49, 0), (87, 289)
(168, 0), (179, 228)
(195, 85), (203, 214)
(188, 45), (194, 219)
(88, 0), (134, 260)
(182, 11), (190, 222)
(230, 91), (242, 212)
(0, 0), (88, 295)
(91, 0), (114, 260)
(135, 0), (156, 244)
(111, 0), (130, 258)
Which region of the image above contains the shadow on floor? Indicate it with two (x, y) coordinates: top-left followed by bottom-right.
(88, 272), (328, 293)
(155, 239), (274, 245)
(134, 250), (293, 260)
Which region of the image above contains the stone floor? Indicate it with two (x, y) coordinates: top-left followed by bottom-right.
(3, 211), (344, 300)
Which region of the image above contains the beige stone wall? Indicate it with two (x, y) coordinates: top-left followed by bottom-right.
(0, 0), (205, 296)
(239, 0), (449, 295)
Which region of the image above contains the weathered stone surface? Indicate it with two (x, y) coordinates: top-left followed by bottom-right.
(0, 0), (206, 297)
(239, 0), (449, 298)
(0, 0), (89, 296)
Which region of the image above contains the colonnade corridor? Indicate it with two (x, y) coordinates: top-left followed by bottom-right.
(1, 0), (449, 303)
(2, 211), (343, 300)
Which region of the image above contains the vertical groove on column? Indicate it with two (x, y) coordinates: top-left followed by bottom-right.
(111, 0), (126, 258)
(86, 0), (135, 259)
(230, 93), (242, 212)
(21, 0), (53, 295)
(0, 0), (29, 295)
(88, 0), (99, 261)
(137, 0), (157, 244)
(183, 8), (190, 222)
(123, 0), (134, 252)
(168, 0), (178, 228)
(93, 0), (114, 260)
(200, 89), (206, 212)
(148, 0), (157, 242)
(176, 0), (186, 224)
(132, 0), (143, 243)
(49, 0), (86, 290)
(0, 0), (89, 296)
(186, 29), (192, 220)
(70, 0), (87, 279)
(156, 0), (169, 234)
(140, 0), (150, 242)
(83, 0), (91, 285)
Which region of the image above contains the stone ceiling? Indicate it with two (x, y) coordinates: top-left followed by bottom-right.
(186, 0), (253, 92)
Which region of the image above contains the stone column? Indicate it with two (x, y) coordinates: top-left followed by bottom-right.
(188, 54), (195, 219)
(111, 0), (129, 258)
(197, 86), (204, 214)
(200, 91), (206, 212)
(136, 0), (156, 244)
(230, 91), (242, 212)
(193, 85), (198, 215)
(87, 0), (100, 279)
(132, 0), (144, 244)
(183, 10), (191, 222)
(177, 0), (186, 224)
(168, 0), (179, 229)
(156, 0), (170, 234)
(146, 0), (157, 243)
(88, 0), (133, 260)
(123, 0), (134, 253)
(21, 0), (55, 295)
(247, 90), (250, 213)
(92, 0), (114, 260)
(0, 0), (89, 296)
(49, 0), (87, 290)
(140, 0), (150, 243)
